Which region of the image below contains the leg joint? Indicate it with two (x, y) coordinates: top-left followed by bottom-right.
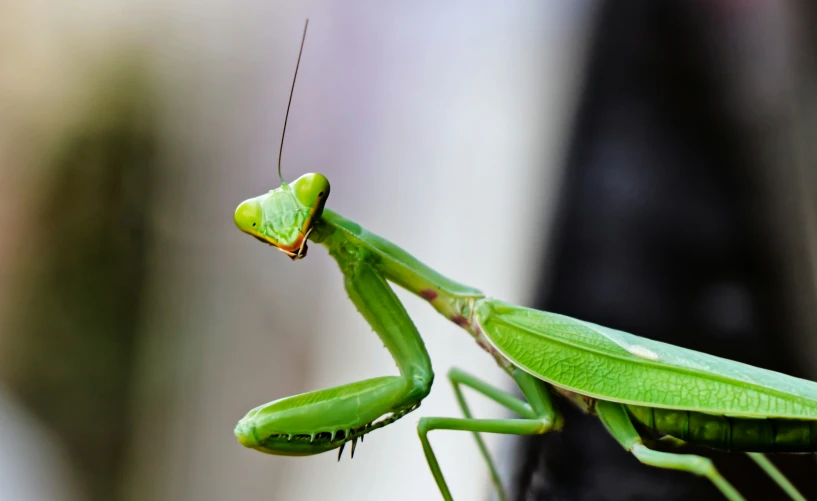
(537, 417), (554, 434)
(408, 373), (434, 402)
(631, 443), (715, 477)
(687, 456), (715, 477)
(417, 417), (431, 437)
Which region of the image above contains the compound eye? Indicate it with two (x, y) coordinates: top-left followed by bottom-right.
(291, 173), (330, 212)
(234, 198), (264, 234)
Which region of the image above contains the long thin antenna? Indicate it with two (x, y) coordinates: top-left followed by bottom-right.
(278, 18), (309, 184)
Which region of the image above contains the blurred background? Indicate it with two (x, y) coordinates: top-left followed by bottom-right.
(0, 1), (815, 501)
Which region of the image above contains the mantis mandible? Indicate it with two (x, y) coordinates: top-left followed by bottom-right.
(233, 21), (813, 501)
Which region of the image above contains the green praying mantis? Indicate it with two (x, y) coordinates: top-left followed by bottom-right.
(232, 21), (815, 501)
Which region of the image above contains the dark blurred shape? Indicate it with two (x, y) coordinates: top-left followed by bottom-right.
(517, 1), (817, 500)
(0, 59), (157, 501)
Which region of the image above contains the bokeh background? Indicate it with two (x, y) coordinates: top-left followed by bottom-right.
(0, 1), (815, 501)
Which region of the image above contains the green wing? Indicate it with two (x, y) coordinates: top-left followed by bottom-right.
(476, 299), (817, 419)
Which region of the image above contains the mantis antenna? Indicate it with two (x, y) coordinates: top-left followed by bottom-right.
(278, 18), (309, 184)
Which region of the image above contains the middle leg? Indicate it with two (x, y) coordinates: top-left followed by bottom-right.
(418, 369), (560, 501)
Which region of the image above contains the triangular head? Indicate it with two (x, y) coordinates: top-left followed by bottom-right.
(234, 173), (330, 259)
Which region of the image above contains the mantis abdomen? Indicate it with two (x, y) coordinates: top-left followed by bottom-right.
(627, 404), (817, 452)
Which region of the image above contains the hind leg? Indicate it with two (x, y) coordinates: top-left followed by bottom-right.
(595, 400), (744, 501)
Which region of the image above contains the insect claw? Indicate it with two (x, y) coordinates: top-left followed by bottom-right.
(310, 433), (315, 443)
(351, 437), (358, 458)
(330, 430), (337, 442)
(337, 442), (345, 461)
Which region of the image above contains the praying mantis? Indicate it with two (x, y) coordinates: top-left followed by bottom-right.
(232, 21), (814, 501)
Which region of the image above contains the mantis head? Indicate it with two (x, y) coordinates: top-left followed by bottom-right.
(237, 21), (324, 260)
(234, 172), (330, 260)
